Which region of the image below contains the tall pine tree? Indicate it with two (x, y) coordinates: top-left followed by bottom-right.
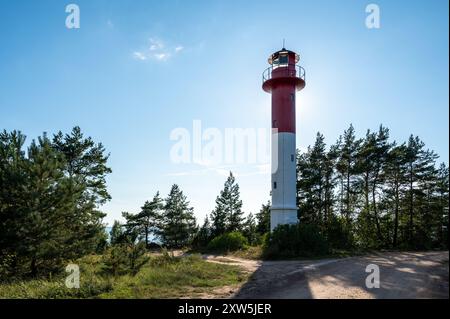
(256, 201), (271, 234)
(123, 192), (164, 247)
(0, 128), (111, 277)
(336, 124), (360, 226)
(160, 184), (196, 248)
(210, 172), (244, 236)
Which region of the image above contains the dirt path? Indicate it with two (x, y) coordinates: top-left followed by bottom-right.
(203, 251), (449, 299)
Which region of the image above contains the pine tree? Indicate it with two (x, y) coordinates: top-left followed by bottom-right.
(297, 133), (331, 227)
(292, 125), (447, 250)
(297, 150), (314, 222)
(225, 173), (244, 232)
(435, 163), (449, 248)
(52, 126), (112, 203)
(355, 125), (391, 243)
(413, 150), (440, 249)
(138, 192), (164, 246)
(193, 216), (212, 248)
(13, 134), (82, 276)
(210, 172), (244, 236)
(210, 207), (227, 238)
(160, 184), (197, 248)
(51, 126), (112, 259)
(242, 213), (258, 245)
(0, 130), (28, 276)
(384, 144), (408, 248)
(309, 133), (327, 225)
(323, 144), (339, 224)
(123, 192), (164, 247)
(121, 211), (141, 243)
(110, 220), (125, 245)
(102, 241), (148, 276)
(256, 201), (271, 234)
(404, 135), (438, 246)
(336, 124), (360, 225)
(0, 128), (112, 277)
(355, 129), (377, 245)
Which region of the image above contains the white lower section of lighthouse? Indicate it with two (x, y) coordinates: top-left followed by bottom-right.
(270, 132), (298, 231)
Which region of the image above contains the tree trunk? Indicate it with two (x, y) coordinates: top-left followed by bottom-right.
(145, 228), (149, 248)
(364, 172), (369, 212)
(30, 257), (37, 277)
(324, 176), (330, 224)
(439, 193), (445, 246)
(372, 180), (383, 242)
(318, 178), (323, 225)
(340, 177), (344, 216)
(393, 176), (400, 248)
(408, 165), (414, 244)
(372, 170), (383, 242)
(346, 167), (351, 224)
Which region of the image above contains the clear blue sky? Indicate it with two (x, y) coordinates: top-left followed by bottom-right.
(1, 0), (448, 226)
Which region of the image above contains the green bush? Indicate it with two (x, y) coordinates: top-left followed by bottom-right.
(101, 245), (129, 276)
(244, 231), (264, 247)
(0, 252), (16, 282)
(149, 248), (178, 267)
(101, 242), (149, 276)
(325, 215), (354, 249)
(207, 232), (248, 252)
(263, 223), (329, 259)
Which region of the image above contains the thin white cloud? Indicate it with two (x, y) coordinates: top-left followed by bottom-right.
(107, 19), (114, 29)
(154, 53), (170, 61)
(149, 38), (164, 51)
(132, 51), (147, 61)
(132, 37), (184, 62)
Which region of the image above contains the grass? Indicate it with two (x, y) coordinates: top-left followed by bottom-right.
(229, 246), (264, 260)
(191, 244), (365, 261)
(228, 245), (367, 261)
(0, 253), (248, 299)
(189, 241), (265, 260)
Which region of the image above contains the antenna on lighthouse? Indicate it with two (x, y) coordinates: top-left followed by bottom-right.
(282, 38), (286, 49)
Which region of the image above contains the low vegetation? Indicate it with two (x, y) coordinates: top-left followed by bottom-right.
(263, 224), (329, 259)
(207, 232), (248, 252)
(0, 252), (247, 299)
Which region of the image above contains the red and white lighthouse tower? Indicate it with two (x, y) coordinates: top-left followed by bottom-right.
(262, 48), (305, 231)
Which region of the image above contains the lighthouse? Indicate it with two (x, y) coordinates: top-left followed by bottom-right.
(262, 48), (305, 231)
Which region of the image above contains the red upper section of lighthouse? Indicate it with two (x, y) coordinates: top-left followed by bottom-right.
(262, 48), (306, 133)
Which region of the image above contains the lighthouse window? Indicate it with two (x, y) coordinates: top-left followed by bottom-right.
(279, 54), (288, 65)
(273, 182), (277, 189)
(291, 154), (294, 162)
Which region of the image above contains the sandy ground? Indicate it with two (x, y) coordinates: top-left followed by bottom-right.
(202, 251), (449, 299)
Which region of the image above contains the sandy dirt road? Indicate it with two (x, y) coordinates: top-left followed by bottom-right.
(205, 251), (449, 299)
